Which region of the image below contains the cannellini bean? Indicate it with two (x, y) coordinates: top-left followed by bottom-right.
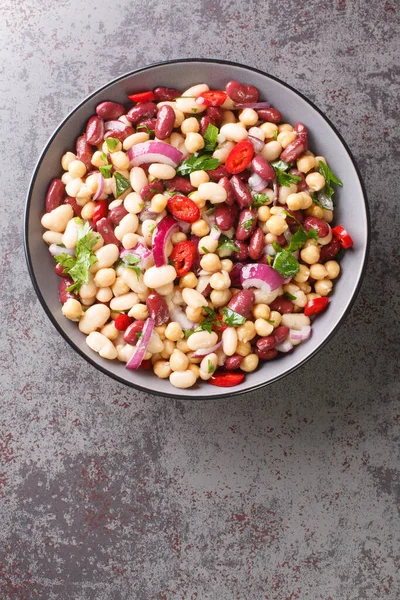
(187, 330), (218, 351)
(61, 218), (80, 249)
(114, 213), (139, 240)
(41, 204), (73, 233)
(79, 304), (110, 334)
(79, 274), (97, 299)
(94, 268), (116, 288)
(123, 132), (149, 150)
(182, 288), (208, 309)
(175, 97), (207, 114)
(222, 327), (238, 357)
(148, 163), (176, 180)
(169, 369), (197, 389)
(117, 343), (136, 363)
(42, 230), (63, 245)
(197, 182), (227, 204)
(109, 292), (139, 311)
(86, 332), (118, 360)
(146, 331), (164, 354)
(220, 122), (248, 142)
(61, 298), (83, 321)
(182, 83), (209, 96)
(129, 167), (148, 193)
(124, 192), (145, 214)
(143, 265), (177, 289)
(121, 268), (148, 293)
(281, 313), (311, 330)
(91, 244), (119, 273)
(199, 353), (218, 380)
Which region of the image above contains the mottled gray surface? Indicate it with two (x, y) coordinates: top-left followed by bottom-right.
(1, 0), (399, 598)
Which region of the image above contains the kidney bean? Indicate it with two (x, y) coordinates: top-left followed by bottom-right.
(280, 138), (307, 163)
(289, 168), (307, 191)
(146, 291), (170, 326)
(320, 237), (341, 263)
(164, 177), (194, 195)
(225, 354), (244, 370)
(76, 135), (93, 170)
(215, 202), (238, 230)
(124, 320), (145, 345)
(45, 178), (65, 212)
(226, 80), (259, 103)
(108, 204), (128, 225)
(256, 107), (282, 124)
(269, 297), (294, 314)
(303, 216), (330, 238)
(230, 175), (252, 208)
(127, 102), (157, 124)
(284, 208), (304, 225)
(276, 234), (287, 246)
(64, 195), (82, 217)
(86, 115), (105, 145)
(229, 263), (245, 286)
(236, 208), (258, 241)
(155, 104), (175, 139)
(199, 115), (216, 136)
(54, 263), (69, 278)
(141, 180), (165, 201)
(95, 217), (120, 246)
(273, 325), (290, 345)
(228, 290), (255, 319)
(218, 176), (235, 205)
(256, 336), (276, 352)
(96, 101), (126, 120)
(206, 106), (223, 127)
(59, 278), (77, 304)
(105, 125), (135, 142)
(249, 227), (264, 260)
(256, 347), (278, 360)
(233, 242), (248, 262)
(207, 165), (229, 181)
(136, 118), (157, 132)
(294, 122), (308, 150)
(153, 87), (181, 101)
(251, 155), (275, 181)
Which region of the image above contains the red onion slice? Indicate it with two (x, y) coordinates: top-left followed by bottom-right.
(209, 225), (221, 241)
(240, 263), (285, 293)
(275, 339), (294, 353)
(128, 141), (183, 167)
(176, 219), (192, 233)
(93, 172), (105, 201)
(120, 243), (153, 270)
(125, 317), (154, 370)
(49, 244), (75, 257)
(105, 119), (126, 132)
(235, 102), (271, 109)
(289, 326), (312, 341)
(248, 135), (265, 153)
(273, 178), (279, 205)
(192, 341), (222, 358)
(248, 172), (268, 192)
(152, 216), (180, 267)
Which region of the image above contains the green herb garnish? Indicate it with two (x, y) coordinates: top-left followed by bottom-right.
(55, 222), (99, 292)
(316, 160), (343, 209)
(105, 137), (120, 152)
(217, 234), (239, 253)
(242, 217), (255, 232)
(271, 158), (302, 187)
(273, 130), (278, 141)
(122, 253), (141, 280)
(203, 123), (219, 152)
(114, 172), (131, 198)
(222, 307), (246, 327)
(251, 192), (272, 208)
(208, 359), (215, 374)
(272, 228), (318, 277)
(99, 164), (113, 179)
(136, 124), (154, 135)
(201, 246), (210, 254)
(183, 307), (221, 337)
(285, 292), (297, 301)
(176, 154), (219, 177)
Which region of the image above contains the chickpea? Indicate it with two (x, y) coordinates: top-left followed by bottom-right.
(209, 270), (231, 291)
(286, 193), (303, 211)
(198, 236), (218, 255)
(61, 151), (77, 170)
(297, 151), (317, 173)
(170, 132), (185, 149)
(112, 277), (130, 297)
(188, 364), (200, 379)
(165, 322), (184, 342)
(220, 259), (233, 272)
(180, 272), (198, 289)
(221, 109), (236, 124)
(169, 349), (190, 372)
(297, 282), (312, 294)
(96, 287), (113, 303)
(185, 132), (205, 154)
(314, 279), (333, 296)
(122, 232), (139, 250)
(176, 339), (190, 353)
(300, 244), (321, 265)
(190, 170), (209, 188)
(239, 108), (259, 126)
(323, 209), (334, 223)
(94, 268), (116, 288)
(161, 340), (175, 359)
(190, 192), (206, 209)
(186, 306), (203, 322)
(277, 131), (297, 148)
(210, 289), (232, 307)
(212, 140), (235, 164)
(153, 360), (172, 379)
(261, 141), (282, 162)
(81, 201), (96, 221)
(325, 260), (341, 279)
(310, 264), (328, 280)
(260, 122), (278, 139)
(151, 193), (168, 213)
(258, 206), (271, 222)
(306, 204), (325, 219)
(154, 325), (167, 340)
(270, 311), (282, 327)
(294, 264), (310, 283)
(100, 322), (119, 341)
(306, 172), (326, 192)
(236, 341), (251, 357)
(237, 321), (256, 343)
(128, 303), (149, 320)
(68, 159), (87, 179)
(266, 215), (288, 236)
(254, 318), (274, 337)
(191, 219), (210, 237)
(171, 231), (187, 244)
(240, 353), (259, 373)
(279, 183), (298, 205)
(62, 298), (83, 320)
(200, 253), (222, 272)
(181, 117), (200, 134)
(252, 303), (270, 320)
(111, 151), (130, 170)
(306, 292), (321, 302)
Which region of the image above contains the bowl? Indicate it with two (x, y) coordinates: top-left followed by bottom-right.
(24, 58), (370, 399)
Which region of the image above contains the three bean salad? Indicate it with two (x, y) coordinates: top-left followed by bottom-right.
(41, 80), (354, 389)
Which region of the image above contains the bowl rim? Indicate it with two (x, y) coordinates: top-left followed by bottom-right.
(24, 57), (371, 400)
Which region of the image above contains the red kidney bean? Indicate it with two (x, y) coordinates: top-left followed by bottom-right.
(164, 177), (194, 194)
(153, 87), (181, 101)
(226, 80), (259, 103)
(96, 101), (126, 120)
(234, 241), (249, 262)
(229, 263), (245, 286)
(251, 155), (275, 181)
(127, 102), (157, 124)
(256, 107), (282, 124)
(289, 168), (307, 191)
(54, 263), (69, 278)
(95, 217), (120, 246)
(155, 104), (175, 139)
(320, 237), (341, 263)
(269, 297), (294, 314)
(273, 325), (290, 345)
(140, 180), (165, 201)
(146, 292), (170, 326)
(64, 195), (82, 217)
(224, 354), (244, 370)
(303, 216), (330, 238)
(206, 106), (223, 127)
(276, 233), (287, 246)
(256, 348), (278, 360)
(76, 135), (93, 170)
(294, 122), (308, 151)
(249, 227), (264, 260)
(86, 115), (105, 145)
(236, 208), (258, 240)
(136, 118), (157, 132)
(228, 290), (255, 319)
(284, 208), (304, 224)
(108, 204), (128, 225)
(280, 138), (307, 163)
(124, 320), (145, 345)
(45, 178), (65, 212)
(59, 278), (77, 304)
(207, 165), (229, 181)
(199, 115), (216, 136)
(230, 175), (252, 209)
(105, 125), (135, 142)
(256, 336), (276, 352)
(215, 203), (238, 230)
(218, 176), (235, 205)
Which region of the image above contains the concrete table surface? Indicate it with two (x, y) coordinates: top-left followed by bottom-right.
(1, 1), (399, 598)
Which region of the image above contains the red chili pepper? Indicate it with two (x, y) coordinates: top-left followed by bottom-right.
(93, 199), (108, 225)
(208, 371), (245, 387)
(167, 195), (200, 223)
(170, 241), (197, 277)
(304, 297), (330, 317)
(331, 224), (354, 249)
(212, 313), (227, 333)
(140, 358), (152, 370)
(128, 90), (156, 103)
(225, 140), (255, 174)
(114, 314), (134, 331)
(196, 90), (227, 107)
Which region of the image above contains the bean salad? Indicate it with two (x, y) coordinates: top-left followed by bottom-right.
(41, 80), (354, 389)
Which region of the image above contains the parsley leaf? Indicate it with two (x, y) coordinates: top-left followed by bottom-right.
(222, 307), (246, 327)
(217, 234), (239, 253)
(203, 124), (219, 152)
(136, 124), (154, 134)
(208, 359), (215, 374)
(176, 154), (219, 177)
(285, 292), (297, 301)
(201, 246), (210, 254)
(251, 192), (272, 208)
(114, 172), (131, 198)
(55, 222), (99, 292)
(122, 253), (141, 279)
(271, 160), (302, 187)
(287, 228), (317, 252)
(99, 164), (113, 179)
(273, 130), (278, 141)
(272, 250), (300, 277)
(183, 307), (221, 337)
(316, 160), (343, 208)
(242, 217), (255, 232)
(105, 137), (120, 152)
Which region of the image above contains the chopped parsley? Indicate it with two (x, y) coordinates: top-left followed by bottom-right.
(55, 222), (99, 292)
(217, 234), (239, 253)
(122, 253), (141, 279)
(273, 130), (278, 141)
(316, 160), (343, 209)
(203, 123), (219, 152)
(136, 124), (154, 134)
(105, 137), (119, 152)
(99, 164), (113, 179)
(272, 228), (319, 277)
(114, 172), (131, 198)
(285, 292), (297, 301)
(201, 246), (211, 254)
(176, 153), (219, 177)
(242, 217), (255, 232)
(251, 192), (272, 208)
(183, 307), (222, 337)
(271, 160), (302, 187)
(222, 307), (246, 327)
(208, 359), (215, 374)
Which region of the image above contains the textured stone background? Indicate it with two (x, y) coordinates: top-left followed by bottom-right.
(1, 0), (399, 598)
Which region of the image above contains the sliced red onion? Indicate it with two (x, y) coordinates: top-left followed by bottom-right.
(275, 339), (294, 353)
(235, 102), (271, 109)
(105, 119), (126, 132)
(264, 244), (276, 257)
(169, 306), (197, 330)
(229, 263), (245, 288)
(152, 216), (180, 267)
(209, 225), (221, 241)
(273, 178), (279, 205)
(128, 141), (183, 167)
(248, 172), (268, 192)
(202, 210), (216, 227)
(125, 317), (154, 370)
(49, 244), (75, 257)
(289, 326), (312, 341)
(192, 341), (222, 358)
(120, 243), (153, 270)
(176, 219), (192, 233)
(283, 229), (292, 245)
(196, 275), (211, 295)
(93, 172), (105, 201)
(240, 263), (285, 294)
(139, 203), (159, 222)
(248, 135), (265, 153)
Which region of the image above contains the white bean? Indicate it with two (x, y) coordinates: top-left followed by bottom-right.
(182, 83), (209, 97)
(182, 288), (208, 309)
(110, 292), (139, 311)
(169, 370), (197, 389)
(124, 191), (144, 214)
(148, 164), (176, 180)
(123, 132), (149, 150)
(41, 204), (73, 233)
(42, 230), (63, 245)
(220, 122), (248, 142)
(281, 313), (311, 330)
(61, 218), (80, 249)
(129, 167), (148, 193)
(86, 332), (118, 360)
(79, 304), (110, 334)
(143, 265), (177, 289)
(222, 327), (238, 357)
(94, 268), (116, 288)
(187, 331), (218, 351)
(90, 244), (120, 273)
(146, 331), (164, 354)
(199, 353), (218, 380)
(197, 182), (227, 204)
(79, 274), (97, 299)
(175, 97), (207, 114)
(121, 268), (148, 293)
(114, 213), (139, 240)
